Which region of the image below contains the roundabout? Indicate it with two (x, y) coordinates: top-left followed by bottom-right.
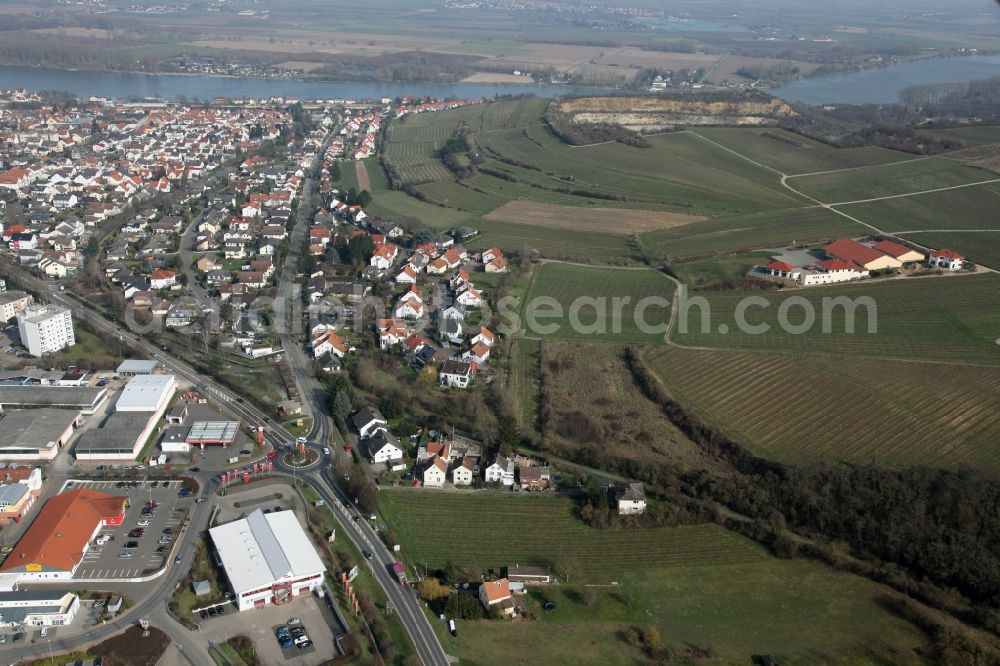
(280, 444), (321, 470)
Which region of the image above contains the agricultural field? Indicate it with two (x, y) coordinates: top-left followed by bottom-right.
(894, 231), (1000, 270)
(518, 263), (676, 343)
(436, 560), (927, 665)
(539, 341), (722, 472)
(483, 200), (705, 235)
(384, 493), (928, 664)
(365, 190), (476, 231)
(669, 272), (1000, 363)
(788, 156), (995, 203)
(838, 180), (1000, 232)
(645, 346), (1000, 470)
(640, 206), (865, 260)
(380, 492), (767, 577)
(465, 219), (641, 265)
(692, 127), (915, 175)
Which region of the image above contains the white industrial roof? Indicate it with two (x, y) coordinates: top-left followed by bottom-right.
(115, 360), (159, 374)
(115, 375), (175, 411)
(209, 509), (325, 595)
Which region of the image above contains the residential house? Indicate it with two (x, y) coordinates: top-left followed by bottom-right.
(149, 269), (177, 290)
(394, 286), (424, 320)
(352, 406), (388, 439)
(378, 319), (408, 351)
(439, 359), (474, 388)
(422, 457), (447, 488)
(478, 579), (514, 616)
(484, 454), (515, 486)
(451, 458), (476, 486)
(928, 248), (965, 271)
(366, 430), (404, 465)
(370, 243), (398, 271)
(614, 482), (646, 515)
(463, 341), (490, 366)
(313, 331), (348, 359)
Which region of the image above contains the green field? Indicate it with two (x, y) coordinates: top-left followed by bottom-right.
(640, 206), (865, 260)
(693, 127), (914, 175)
(517, 263), (676, 343)
(837, 181), (1000, 232)
(789, 157), (995, 203)
(669, 251), (777, 289)
(646, 346), (1000, 470)
(466, 218), (641, 264)
(670, 272), (1000, 363)
(436, 560), (927, 665)
(380, 491), (768, 577)
(384, 492), (927, 664)
(894, 231), (1000, 270)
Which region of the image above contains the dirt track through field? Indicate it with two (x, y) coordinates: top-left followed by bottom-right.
(483, 200), (705, 235)
(355, 160), (371, 191)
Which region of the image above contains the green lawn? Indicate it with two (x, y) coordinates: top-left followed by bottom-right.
(919, 125), (1000, 148)
(670, 251), (777, 289)
(516, 263), (676, 343)
(465, 218), (641, 265)
(670, 272), (1000, 363)
(507, 338), (541, 432)
(837, 180), (1000, 233)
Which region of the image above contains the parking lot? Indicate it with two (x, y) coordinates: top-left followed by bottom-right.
(64, 479), (195, 579)
(197, 593), (338, 665)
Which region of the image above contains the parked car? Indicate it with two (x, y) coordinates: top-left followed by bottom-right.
(275, 626), (293, 649)
(39, 627), (47, 638)
(118, 552), (133, 559)
(291, 627), (305, 639)
(200, 610), (208, 620)
(137, 520), (150, 527)
(12, 633), (23, 643)
(124, 541), (139, 549)
(287, 618), (301, 625)
(297, 640), (312, 649)
(208, 607), (217, 617)
(240, 449), (251, 455)
(175, 555), (182, 564)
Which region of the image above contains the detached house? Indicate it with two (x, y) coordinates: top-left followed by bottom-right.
(366, 430), (404, 465)
(484, 454), (515, 486)
(451, 457), (476, 486)
(928, 248), (965, 271)
(352, 406), (388, 439)
(394, 286), (424, 320)
(150, 269), (177, 290)
(614, 483), (646, 515)
(479, 579), (514, 616)
(422, 457), (448, 488)
(439, 358), (474, 388)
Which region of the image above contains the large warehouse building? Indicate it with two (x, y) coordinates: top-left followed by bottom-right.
(209, 509), (326, 611)
(0, 386), (108, 415)
(0, 409), (80, 461)
(0, 489), (126, 582)
(74, 375), (176, 461)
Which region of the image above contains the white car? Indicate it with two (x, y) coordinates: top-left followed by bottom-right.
(137, 520), (150, 527)
(39, 627), (48, 637)
(323, 447), (330, 455)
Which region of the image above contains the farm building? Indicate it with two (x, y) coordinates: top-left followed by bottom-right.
(872, 240), (925, 265)
(928, 248), (965, 271)
(823, 239), (902, 272)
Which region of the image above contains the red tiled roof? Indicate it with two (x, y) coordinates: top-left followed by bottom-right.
(0, 489), (126, 573)
(818, 259), (861, 272)
(932, 248), (964, 260)
(824, 238), (885, 267)
(765, 260), (795, 272)
(872, 239), (917, 259)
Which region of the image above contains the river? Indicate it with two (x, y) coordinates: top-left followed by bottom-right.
(1, 54), (997, 105)
(0, 64), (598, 101)
(773, 54), (1000, 105)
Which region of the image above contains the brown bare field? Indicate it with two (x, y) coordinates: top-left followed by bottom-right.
(483, 201), (706, 234)
(355, 160), (371, 192)
(460, 72), (534, 83)
(946, 144), (1000, 175)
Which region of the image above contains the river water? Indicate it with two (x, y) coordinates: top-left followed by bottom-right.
(0, 65), (596, 101)
(772, 54), (1000, 105)
(0, 54), (997, 105)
